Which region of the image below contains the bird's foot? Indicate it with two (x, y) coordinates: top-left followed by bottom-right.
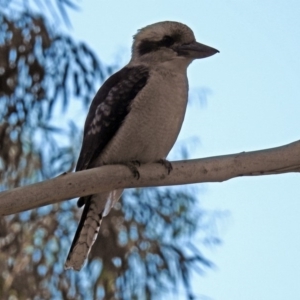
(131, 160), (141, 166)
(123, 161), (141, 179)
(156, 159), (173, 174)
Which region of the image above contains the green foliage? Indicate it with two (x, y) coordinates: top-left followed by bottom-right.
(0, 188), (216, 300)
(0, 10), (111, 188)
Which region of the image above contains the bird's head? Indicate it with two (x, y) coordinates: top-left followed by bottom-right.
(131, 21), (219, 66)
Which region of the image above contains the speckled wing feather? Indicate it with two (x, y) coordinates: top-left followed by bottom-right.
(76, 65), (149, 173)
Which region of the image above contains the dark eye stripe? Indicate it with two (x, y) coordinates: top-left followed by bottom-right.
(161, 35), (175, 47)
(138, 34), (177, 56)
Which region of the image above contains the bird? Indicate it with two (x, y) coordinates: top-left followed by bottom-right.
(65, 21), (219, 270)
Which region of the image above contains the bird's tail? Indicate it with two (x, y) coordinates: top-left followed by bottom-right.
(65, 196), (103, 271)
(65, 189), (123, 271)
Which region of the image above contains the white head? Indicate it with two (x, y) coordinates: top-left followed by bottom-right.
(131, 21), (218, 66)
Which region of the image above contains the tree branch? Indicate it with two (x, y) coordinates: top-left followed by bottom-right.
(1, 140), (300, 216)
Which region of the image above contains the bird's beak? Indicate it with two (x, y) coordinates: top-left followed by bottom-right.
(177, 41), (219, 59)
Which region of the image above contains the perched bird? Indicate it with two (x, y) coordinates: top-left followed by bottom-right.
(65, 21), (218, 270)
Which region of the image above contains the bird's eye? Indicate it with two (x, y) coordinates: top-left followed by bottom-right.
(161, 35), (175, 47)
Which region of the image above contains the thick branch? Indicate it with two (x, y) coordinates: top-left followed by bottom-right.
(1, 140), (300, 216)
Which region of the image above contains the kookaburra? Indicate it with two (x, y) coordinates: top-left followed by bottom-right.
(65, 21), (218, 270)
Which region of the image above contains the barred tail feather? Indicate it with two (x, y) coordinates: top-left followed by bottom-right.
(65, 197), (103, 271)
(65, 190), (123, 271)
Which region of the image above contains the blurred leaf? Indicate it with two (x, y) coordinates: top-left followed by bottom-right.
(0, 6), (222, 300)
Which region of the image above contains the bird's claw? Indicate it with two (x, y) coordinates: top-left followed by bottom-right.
(124, 161), (141, 179)
(131, 160), (141, 166)
(157, 159), (173, 174)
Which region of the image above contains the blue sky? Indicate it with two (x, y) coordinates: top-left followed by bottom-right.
(67, 1), (300, 299)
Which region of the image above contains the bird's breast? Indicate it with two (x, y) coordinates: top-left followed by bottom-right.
(98, 68), (189, 164)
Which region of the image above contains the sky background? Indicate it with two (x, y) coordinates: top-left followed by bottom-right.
(64, 1), (300, 299)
